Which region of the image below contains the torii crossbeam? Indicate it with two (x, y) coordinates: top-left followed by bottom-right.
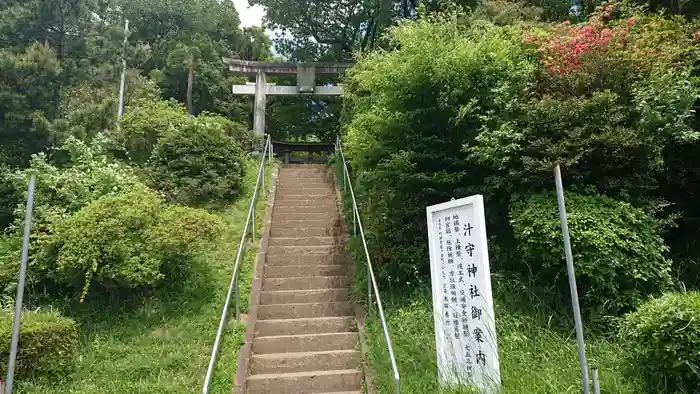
(223, 59), (353, 134)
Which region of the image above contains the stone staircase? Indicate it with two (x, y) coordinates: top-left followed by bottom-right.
(246, 164), (363, 394)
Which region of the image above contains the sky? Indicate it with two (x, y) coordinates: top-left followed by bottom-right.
(232, 0), (265, 28)
(232, 0), (281, 56)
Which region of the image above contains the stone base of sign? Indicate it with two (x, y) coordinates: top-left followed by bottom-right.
(233, 166), (279, 394)
(331, 166), (378, 394)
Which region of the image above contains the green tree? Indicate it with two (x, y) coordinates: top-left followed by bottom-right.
(343, 15), (536, 286)
(238, 26), (273, 61)
(0, 44), (62, 166)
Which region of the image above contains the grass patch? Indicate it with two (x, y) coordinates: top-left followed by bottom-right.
(362, 282), (644, 394)
(16, 159), (274, 394)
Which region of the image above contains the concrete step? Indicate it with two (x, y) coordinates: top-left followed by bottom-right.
(276, 184), (331, 190)
(274, 206), (339, 215)
(274, 200), (337, 209)
(250, 349), (361, 374)
(270, 218), (338, 228)
(282, 164), (328, 169)
(279, 168), (328, 173)
(266, 253), (344, 266)
(252, 332), (358, 354)
(260, 288), (350, 305)
(270, 227), (339, 238)
(258, 302), (353, 320)
(277, 178), (330, 183)
(273, 212), (338, 221)
(268, 237), (339, 247)
(264, 264), (347, 278)
(263, 276), (350, 291)
(247, 369), (362, 394)
(277, 179), (328, 184)
(255, 316), (354, 337)
(275, 184), (332, 189)
(267, 245), (340, 257)
(276, 186), (334, 194)
(275, 193), (336, 201)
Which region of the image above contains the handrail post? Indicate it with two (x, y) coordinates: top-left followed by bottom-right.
(367, 259), (372, 313)
(234, 271), (240, 320)
(262, 137), (266, 193)
(353, 209), (356, 236)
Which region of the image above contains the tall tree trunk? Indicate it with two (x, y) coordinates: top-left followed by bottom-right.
(187, 54), (194, 116)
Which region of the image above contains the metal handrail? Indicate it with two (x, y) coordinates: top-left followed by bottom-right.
(202, 134), (272, 394)
(335, 136), (401, 394)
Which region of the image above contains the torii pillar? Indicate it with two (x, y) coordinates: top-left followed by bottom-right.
(223, 59), (353, 134)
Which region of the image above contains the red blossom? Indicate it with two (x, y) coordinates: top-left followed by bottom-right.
(533, 18), (631, 76)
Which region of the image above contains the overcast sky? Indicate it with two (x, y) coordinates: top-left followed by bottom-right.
(232, 0), (265, 27)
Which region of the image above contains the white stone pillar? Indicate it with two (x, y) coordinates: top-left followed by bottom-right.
(254, 70), (266, 134)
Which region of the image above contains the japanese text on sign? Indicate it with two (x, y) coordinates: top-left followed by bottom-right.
(427, 195), (501, 393)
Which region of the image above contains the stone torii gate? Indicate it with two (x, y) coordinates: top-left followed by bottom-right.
(223, 59), (353, 135)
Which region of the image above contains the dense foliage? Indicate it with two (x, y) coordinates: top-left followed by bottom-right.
(3, 0), (700, 390)
(344, 15), (535, 285)
(510, 192), (673, 319)
(43, 187), (222, 299)
(0, 310), (78, 381)
(146, 117), (247, 205)
(344, 0), (699, 294)
(0, 0), (267, 387)
(111, 100), (190, 164)
(619, 292), (700, 392)
(341, 1), (700, 390)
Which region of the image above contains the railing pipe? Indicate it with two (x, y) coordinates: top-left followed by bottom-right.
(202, 135), (270, 394)
(336, 139), (401, 393)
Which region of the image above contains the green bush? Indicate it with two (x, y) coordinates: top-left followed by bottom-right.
(198, 111), (260, 152)
(0, 137), (144, 296)
(509, 192), (673, 319)
(0, 168), (20, 230)
(44, 187), (222, 299)
(110, 99), (190, 164)
(343, 16), (535, 287)
(0, 235), (23, 295)
(6, 136), (142, 229)
(619, 291), (700, 392)
(113, 101), (256, 165)
(146, 117), (246, 205)
(0, 310), (78, 381)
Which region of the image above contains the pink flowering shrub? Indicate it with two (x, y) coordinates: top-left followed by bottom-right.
(526, 1), (696, 95)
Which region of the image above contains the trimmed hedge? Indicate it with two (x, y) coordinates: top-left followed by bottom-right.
(0, 310), (78, 381)
(619, 291), (700, 392)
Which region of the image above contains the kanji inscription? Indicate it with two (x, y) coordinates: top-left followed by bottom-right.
(427, 195), (501, 393)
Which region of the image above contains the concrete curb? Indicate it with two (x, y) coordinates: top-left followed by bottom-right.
(330, 165), (378, 394)
(233, 164), (279, 394)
